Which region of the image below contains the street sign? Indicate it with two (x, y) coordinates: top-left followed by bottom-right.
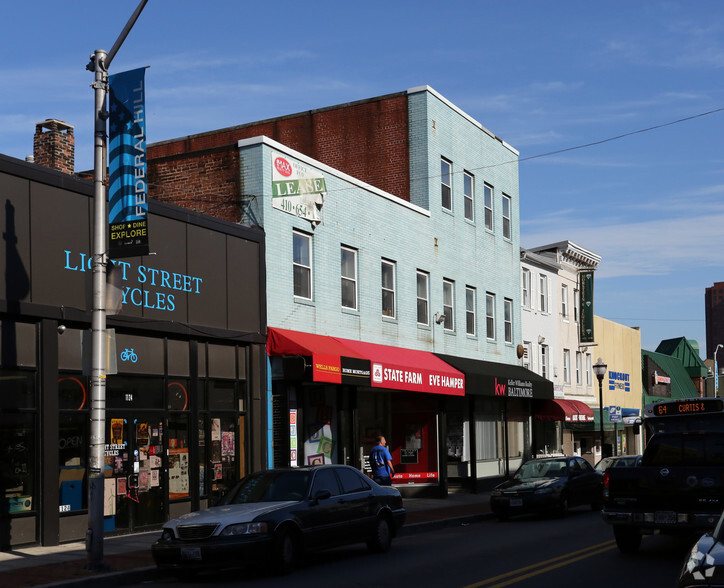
(609, 405), (622, 423)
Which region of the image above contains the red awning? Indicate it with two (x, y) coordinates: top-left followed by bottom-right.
(333, 337), (465, 396)
(536, 398), (594, 422)
(267, 327), (369, 384)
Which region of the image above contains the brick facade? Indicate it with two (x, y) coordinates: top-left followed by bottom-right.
(147, 93), (410, 222)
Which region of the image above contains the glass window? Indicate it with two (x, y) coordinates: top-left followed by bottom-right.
(167, 380), (190, 411)
(563, 349), (571, 384)
(521, 268), (530, 309)
(293, 230), (312, 299)
(484, 184), (493, 230)
(541, 345), (549, 379)
(58, 374), (88, 411)
(504, 298), (513, 344)
(502, 193), (512, 239)
(561, 284), (569, 319)
(443, 279), (455, 331)
(207, 380), (236, 410)
(464, 172), (474, 221)
(336, 467), (370, 493)
(341, 246), (357, 310)
(381, 260), (396, 318)
(574, 289), (580, 322)
(586, 354), (592, 386)
(576, 352), (583, 385)
(441, 158), (452, 210)
(0, 414), (35, 515)
(486, 293), (495, 340)
(59, 412), (87, 513)
(466, 286), (476, 336)
(106, 376), (164, 409)
(539, 274), (548, 313)
(417, 271), (429, 325)
(0, 369), (35, 409)
(311, 468), (342, 497)
(168, 416), (190, 500)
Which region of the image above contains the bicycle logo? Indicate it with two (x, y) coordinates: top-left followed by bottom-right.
(120, 348), (138, 363)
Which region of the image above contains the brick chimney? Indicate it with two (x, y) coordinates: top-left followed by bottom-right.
(33, 119), (75, 174)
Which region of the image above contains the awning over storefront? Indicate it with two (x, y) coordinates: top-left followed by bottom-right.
(434, 354), (554, 400)
(536, 398), (594, 422)
(267, 327), (371, 385)
(336, 338), (465, 396)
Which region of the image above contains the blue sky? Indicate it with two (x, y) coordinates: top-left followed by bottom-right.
(2, 1), (723, 356)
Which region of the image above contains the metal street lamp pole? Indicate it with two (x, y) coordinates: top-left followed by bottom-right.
(85, 0), (148, 571)
(715, 344), (722, 398)
(593, 358), (607, 460)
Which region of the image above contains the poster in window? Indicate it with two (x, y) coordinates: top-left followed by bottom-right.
(136, 422), (149, 447)
(116, 477), (127, 496)
(104, 478), (116, 516)
(110, 418), (124, 445)
(169, 448), (189, 498)
(211, 419), (221, 441)
(221, 432), (234, 457)
(213, 463), (223, 480)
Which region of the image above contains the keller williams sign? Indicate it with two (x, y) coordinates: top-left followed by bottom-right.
(108, 67), (149, 258)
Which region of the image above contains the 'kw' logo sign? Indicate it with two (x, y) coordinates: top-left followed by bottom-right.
(495, 378), (507, 396)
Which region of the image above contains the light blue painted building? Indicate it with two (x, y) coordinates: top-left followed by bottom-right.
(239, 87), (552, 494)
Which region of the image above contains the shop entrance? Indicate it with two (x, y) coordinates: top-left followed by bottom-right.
(105, 413), (166, 533)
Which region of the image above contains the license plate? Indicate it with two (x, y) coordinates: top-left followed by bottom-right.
(181, 547), (202, 561)
(654, 511), (676, 524)
(509, 498), (523, 507)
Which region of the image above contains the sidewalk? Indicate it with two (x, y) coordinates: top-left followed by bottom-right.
(0, 492), (492, 587)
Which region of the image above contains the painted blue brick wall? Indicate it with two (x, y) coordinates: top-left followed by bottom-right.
(240, 87), (521, 365)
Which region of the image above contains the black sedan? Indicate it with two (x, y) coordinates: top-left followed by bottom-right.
(490, 456), (603, 520)
(594, 454), (642, 473)
(678, 512), (724, 587)
(152, 465), (405, 576)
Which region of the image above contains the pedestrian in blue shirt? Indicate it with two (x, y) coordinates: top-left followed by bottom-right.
(369, 435), (395, 486)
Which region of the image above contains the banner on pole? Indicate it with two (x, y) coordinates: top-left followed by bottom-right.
(108, 67), (149, 258)
(579, 270), (595, 343)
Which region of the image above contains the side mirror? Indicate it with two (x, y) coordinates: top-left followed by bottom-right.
(312, 489), (332, 504)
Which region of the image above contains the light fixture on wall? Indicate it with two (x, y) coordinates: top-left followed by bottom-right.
(538, 335), (545, 344)
(434, 312), (446, 325)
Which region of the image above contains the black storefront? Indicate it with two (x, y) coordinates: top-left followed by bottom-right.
(0, 154), (266, 548)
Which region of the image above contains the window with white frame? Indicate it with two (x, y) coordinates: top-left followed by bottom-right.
(540, 344), (549, 379)
(340, 246), (357, 310)
(561, 284), (569, 319)
(504, 298), (513, 344)
(381, 259), (396, 317)
(443, 279), (455, 330)
(466, 286), (476, 336)
(522, 342), (531, 369)
(521, 268), (531, 309)
(539, 274), (549, 313)
(441, 158), (452, 211)
(574, 289), (580, 323)
(293, 230), (312, 299)
(486, 292), (495, 340)
(563, 349), (571, 383)
(484, 183), (493, 230)
(464, 172), (474, 221)
(417, 271), (430, 325)
(576, 351), (582, 385)
(586, 353), (592, 386)
(502, 193), (512, 239)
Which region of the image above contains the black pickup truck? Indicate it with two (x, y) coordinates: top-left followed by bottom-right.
(602, 431), (724, 553)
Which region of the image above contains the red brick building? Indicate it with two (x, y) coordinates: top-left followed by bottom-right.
(146, 92), (411, 222)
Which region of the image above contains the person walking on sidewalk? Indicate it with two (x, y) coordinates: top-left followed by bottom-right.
(370, 435), (395, 486)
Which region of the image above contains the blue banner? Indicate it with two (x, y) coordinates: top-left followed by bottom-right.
(108, 67), (149, 258)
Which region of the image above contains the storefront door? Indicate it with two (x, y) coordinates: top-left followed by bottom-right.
(105, 413), (165, 533)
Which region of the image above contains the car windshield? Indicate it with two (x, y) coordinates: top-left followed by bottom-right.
(219, 470), (312, 504)
(514, 460), (568, 480)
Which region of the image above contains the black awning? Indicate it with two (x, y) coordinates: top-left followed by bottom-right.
(434, 354), (554, 400)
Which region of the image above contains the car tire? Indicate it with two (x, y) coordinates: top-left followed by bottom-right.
(614, 526), (641, 554)
(367, 516), (392, 553)
(557, 494), (568, 518)
(271, 527), (297, 575)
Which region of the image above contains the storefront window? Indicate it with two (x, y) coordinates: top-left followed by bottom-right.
(167, 416), (189, 500)
(446, 398), (469, 479)
(59, 412), (88, 512)
(0, 369), (35, 409)
(302, 385), (337, 465)
(0, 414), (35, 515)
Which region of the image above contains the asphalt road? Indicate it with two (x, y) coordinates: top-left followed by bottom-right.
(130, 507), (695, 587)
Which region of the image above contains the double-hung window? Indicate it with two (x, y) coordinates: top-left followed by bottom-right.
(465, 286), (476, 336)
(576, 351), (582, 385)
(539, 274), (548, 313)
(563, 349), (571, 384)
(502, 193), (512, 239)
(441, 158), (452, 211)
(574, 289), (580, 323)
(293, 230), (312, 299)
(586, 354), (592, 386)
(484, 183), (493, 230)
(417, 271), (430, 325)
(340, 246), (357, 310)
(504, 298), (513, 344)
(521, 268), (531, 309)
(464, 172), (474, 221)
(561, 284), (569, 319)
(381, 260), (396, 318)
(541, 345), (549, 379)
(486, 292), (495, 340)
(443, 279), (455, 331)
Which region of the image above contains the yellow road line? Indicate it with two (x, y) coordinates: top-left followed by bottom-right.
(463, 539), (617, 588)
